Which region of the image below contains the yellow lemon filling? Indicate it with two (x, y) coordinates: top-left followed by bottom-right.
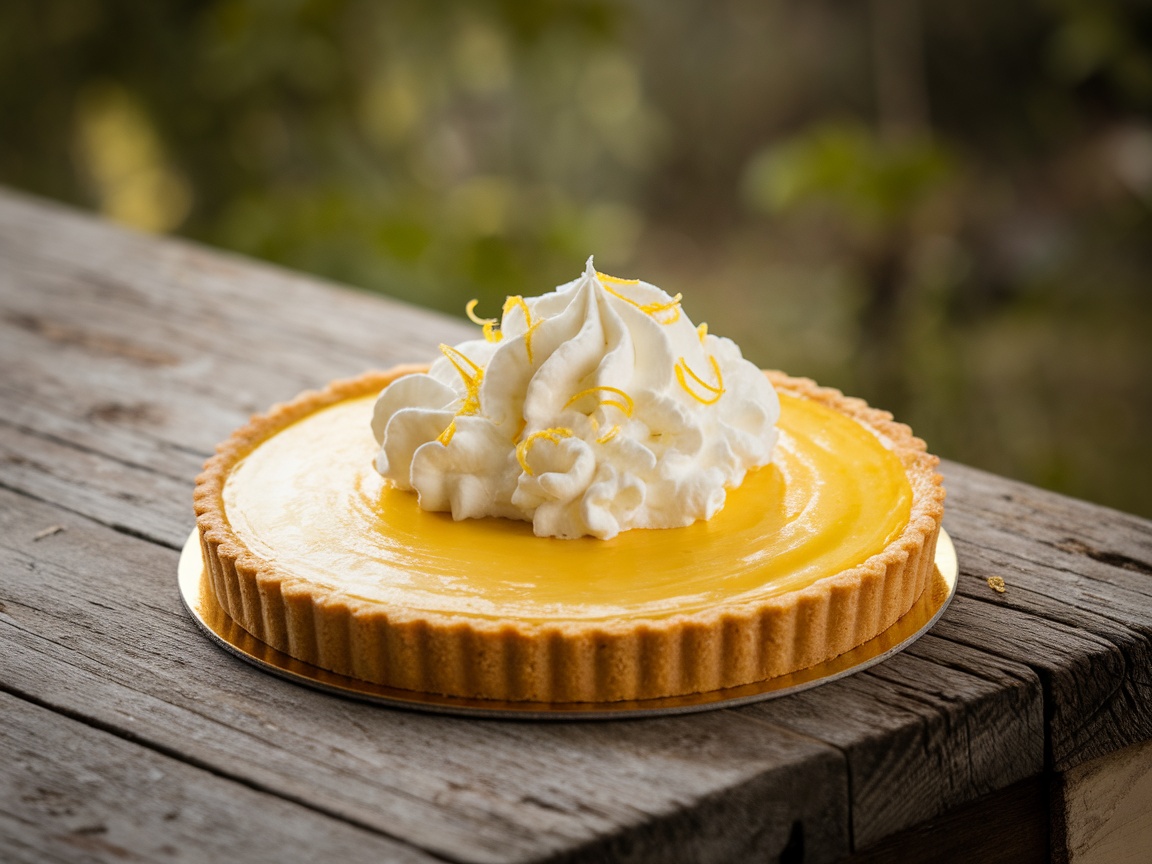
(222, 392), (912, 624)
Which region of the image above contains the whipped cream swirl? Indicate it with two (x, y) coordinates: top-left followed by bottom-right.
(372, 258), (780, 539)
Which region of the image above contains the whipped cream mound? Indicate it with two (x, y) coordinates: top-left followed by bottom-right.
(371, 258), (780, 539)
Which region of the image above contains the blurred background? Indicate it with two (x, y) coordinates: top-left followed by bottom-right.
(2, 0), (1150, 517)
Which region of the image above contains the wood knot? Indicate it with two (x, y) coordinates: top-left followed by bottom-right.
(86, 402), (165, 426)
(4, 312), (179, 366)
(1055, 537), (1152, 577)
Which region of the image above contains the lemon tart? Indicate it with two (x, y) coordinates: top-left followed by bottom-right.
(193, 366), (944, 703)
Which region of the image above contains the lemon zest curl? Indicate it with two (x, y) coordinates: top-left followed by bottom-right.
(503, 295), (540, 363)
(516, 427), (573, 476)
(564, 385), (635, 418)
(465, 299), (503, 343)
(436, 343), (485, 445)
(675, 355), (725, 405)
(596, 271), (682, 325)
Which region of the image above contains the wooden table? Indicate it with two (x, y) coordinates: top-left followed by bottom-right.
(2, 188), (1150, 863)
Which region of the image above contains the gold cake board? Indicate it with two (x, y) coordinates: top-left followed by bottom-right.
(178, 529), (958, 720)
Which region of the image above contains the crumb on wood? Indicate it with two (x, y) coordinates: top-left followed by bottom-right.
(987, 576), (1007, 594)
(33, 525), (65, 541)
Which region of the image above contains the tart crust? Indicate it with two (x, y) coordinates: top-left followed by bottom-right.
(193, 367), (945, 703)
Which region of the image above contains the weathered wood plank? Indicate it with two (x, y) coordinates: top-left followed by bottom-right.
(936, 517), (1152, 770)
(0, 188), (472, 370)
(0, 417), (192, 548)
(0, 187), (472, 487)
(840, 774), (1050, 864)
(0, 691), (434, 864)
(745, 635), (1044, 848)
(0, 485), (851, 864)
(0, 275), (393, 480)
(943, 462), (1152, 582)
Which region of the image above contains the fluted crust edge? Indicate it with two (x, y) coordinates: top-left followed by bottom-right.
(194, 367), (945, 703)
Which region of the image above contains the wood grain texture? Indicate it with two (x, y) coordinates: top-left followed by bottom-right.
(0, 692), (433, 864)
(840, 774), (1049, 864)
(935, 466), (1152, 771)
(2, 187), (1152, 861)
(940, 467), (1152, 769)
(746, 633), (1043, 847)
(943, 464), (1152, 587)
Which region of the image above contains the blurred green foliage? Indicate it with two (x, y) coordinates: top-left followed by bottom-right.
(2, 0), (1150, 516)
(743, 124), (953, 228)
